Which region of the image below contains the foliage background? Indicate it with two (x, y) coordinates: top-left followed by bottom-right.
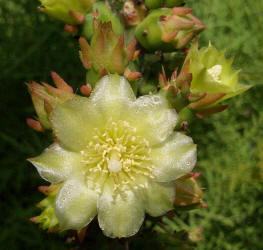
(0, 0), (262, 249)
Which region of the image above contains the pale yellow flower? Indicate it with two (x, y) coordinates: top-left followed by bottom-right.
(29, 74), (196, 238)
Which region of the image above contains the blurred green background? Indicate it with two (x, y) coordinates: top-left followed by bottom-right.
(0, 0), (262, 249)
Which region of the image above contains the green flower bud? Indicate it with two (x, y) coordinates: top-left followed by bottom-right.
(145, 0), (186, 9)
(79, 24), (141, 78)
(174, 174), (206, 209)
(81, 2), (124, 40)
(135, 7), (205, 52)
(186, 40), (252, 108)
(30, 185), (61, 231)
(27, 72), (74, 129)
(121, 0), (147, 26)
(29, 74), (197, 238)
(39, 0), (95, 24)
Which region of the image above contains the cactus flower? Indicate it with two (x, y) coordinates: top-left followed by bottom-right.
(186, 41), (251, 108)
(29, 74), (197, 238)
(39, 0), (95, 24)
(135, 7), (205, 52)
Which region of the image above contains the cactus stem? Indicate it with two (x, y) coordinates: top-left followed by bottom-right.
(26, 118), (45, 132)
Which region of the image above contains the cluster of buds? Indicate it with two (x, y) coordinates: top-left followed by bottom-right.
(39, 0), (124, 41)
(79, 21), (141, 85)
(27, 72), (74, 131)
(135, 7), (205, 52)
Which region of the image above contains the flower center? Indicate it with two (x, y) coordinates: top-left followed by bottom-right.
(81, 119), (154, 193)
(108, 150), (122, 173)
(207, 64), (222, 83)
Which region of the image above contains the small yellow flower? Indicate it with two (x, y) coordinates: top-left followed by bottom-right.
(29, 74), (197, 238)
(186, 41), (251, 103)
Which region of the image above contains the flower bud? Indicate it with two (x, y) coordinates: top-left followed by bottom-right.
(31, 184), (61, 231)
(39, 0), (95, 24)
(79, 23), (141, 84)
(135, 7), (205, 52)
(82, 2), (124, 40)
(27, 72), (74, 129)
(174, 175), (206, 209)
(121, 0), (147, 26)
(185, 40), (252, 109)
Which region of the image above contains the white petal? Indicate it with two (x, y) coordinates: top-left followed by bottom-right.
(128, 94), (178, 146)
(28, 143), (84, 183)
(151, 132), (197, 182)
(90, 75), (136, 121)
(50, 96), (103, 151)
(144, 181), (175, 217)
(55, 177), (98, 230)
(98, 185), (144, 238)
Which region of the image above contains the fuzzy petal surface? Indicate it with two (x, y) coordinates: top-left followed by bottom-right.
(128, 94), (178, 146)
(89, 74), (136, 121)
(50, 96), (103, 151)
(151, 132), (197, 182)
(144, 181), (175, 217)
(28, 143), (84, 183)
(55, 177), (98, 230)
(98, 186), (144, 238)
